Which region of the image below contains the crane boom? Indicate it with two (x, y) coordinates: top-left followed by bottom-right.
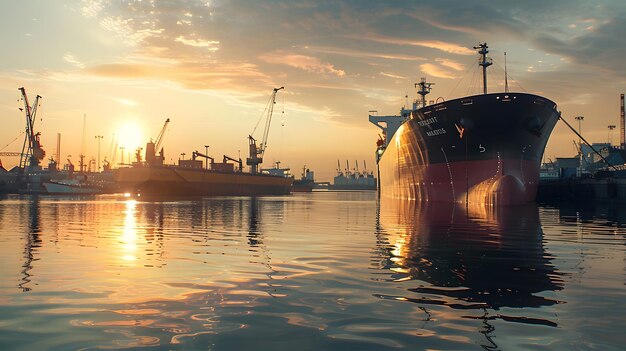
(223, 154), (243, 172)
(18, 87), (45, 170)
(154, 118), (170, 152)
(246, 87), (284, 174)
(193, 150), (214, 163)
(260, 86), (284, 155)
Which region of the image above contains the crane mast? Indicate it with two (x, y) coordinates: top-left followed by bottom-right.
(145, 118), (170, 166)
(18, 87), (45, 171)
(247, 87), (284, 174)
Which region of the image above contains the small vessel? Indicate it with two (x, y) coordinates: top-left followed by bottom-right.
(42, 179), (102, 195)
(292, 166), (315, 192)
(370, 43), (560, 205)
(114, 87), (293, 196)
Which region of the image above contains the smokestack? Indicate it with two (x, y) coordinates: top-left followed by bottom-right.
(619, 94), (626, 149)
(56, 133), (61, 163)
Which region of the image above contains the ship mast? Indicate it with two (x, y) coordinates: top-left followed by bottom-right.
(473, 43), (492, 94)
(415, 78), (434, 108)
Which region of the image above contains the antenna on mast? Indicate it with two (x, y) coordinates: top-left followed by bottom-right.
(473, 42), (492, 94)
(415, 78), (434, 108)
(504, 52), (509, 93)
(79, 114), (86, 173)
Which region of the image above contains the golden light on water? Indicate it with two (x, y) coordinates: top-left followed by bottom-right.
(121, 199), (138, 262)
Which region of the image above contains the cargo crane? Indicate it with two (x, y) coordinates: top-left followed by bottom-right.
(65, 157), (75, 172)
(18, 87), (45, 171)
(145, 118), (170, 165)
(224, 154), (243, 172)
(247, 87), (284, 174)
(192, 150), (214, 168)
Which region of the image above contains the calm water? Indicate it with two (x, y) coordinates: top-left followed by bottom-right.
(0, 192), (625, 350)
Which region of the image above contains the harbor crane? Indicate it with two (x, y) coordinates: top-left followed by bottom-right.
(18, 87), (45, 171)
(247, 87), (284, 174)
(145, 118), (170, 165)
(154, 118), (170, 154)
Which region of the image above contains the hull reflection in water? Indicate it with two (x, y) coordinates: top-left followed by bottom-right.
(376, 198), (564, 325)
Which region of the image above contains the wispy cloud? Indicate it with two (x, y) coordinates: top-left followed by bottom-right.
(349, 35), (474, 55)
(111, 97), (139, 106)
(63, 53), (85, 68)
(174, 36), (220, 51)
(98, 17), (164, 46)
(435, 58), (464, 71)
(379, 72), (406, 80)
(420, 63), (456, 79)
(87, 63), (151, 78)
(259, 52), (345, 77)
(305, 46), (425, 62)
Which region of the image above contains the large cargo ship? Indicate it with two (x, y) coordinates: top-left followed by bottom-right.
(370, 43), (560, 205)
(114, 163), (292, 196)
(114, 87), (293, 197)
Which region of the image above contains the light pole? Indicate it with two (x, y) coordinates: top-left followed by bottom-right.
(574, 116), (584, 146)
(608, 125), (616, 145)
(180, 153), (186, 161)
(95, 135), (103, 172)
(120, 146), (125, 166)
(204, 145), (209, 169)
(574, 116), (585, 176)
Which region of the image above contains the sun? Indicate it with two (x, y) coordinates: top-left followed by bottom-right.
(117, 122), (144, 152)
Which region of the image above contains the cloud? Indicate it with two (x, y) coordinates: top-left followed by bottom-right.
(305, 46), (425, 62)
(420, 63), (456, 79)
(259, 52), (345, 77)
(379, 72), (406, 80)
(84, 60), (272, 92)
(66, 0), (626, 127)
(111, 97), (139, 106)
(63, 53), (85, 68)
(98, 16), (164, 46)
(87, 64), (151, 78)
(351, 35), (474, 55)
(174, 36), (220, 51)
(531, 16), (626, 77)
(435, 58), (464, 71)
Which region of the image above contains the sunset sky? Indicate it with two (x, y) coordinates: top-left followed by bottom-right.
(1, 0), (625, 180)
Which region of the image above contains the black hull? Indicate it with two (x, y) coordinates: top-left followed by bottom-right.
(378, 93), (559, 204)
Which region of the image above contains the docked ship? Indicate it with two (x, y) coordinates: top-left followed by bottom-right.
(114, 87), (293, 196)
(292, 166), (315, 192)
(329, 160), (377, 190)
(370, 43), (560, 205)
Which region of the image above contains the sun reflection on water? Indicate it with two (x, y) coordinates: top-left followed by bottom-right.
(121, 199), (138, 263)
